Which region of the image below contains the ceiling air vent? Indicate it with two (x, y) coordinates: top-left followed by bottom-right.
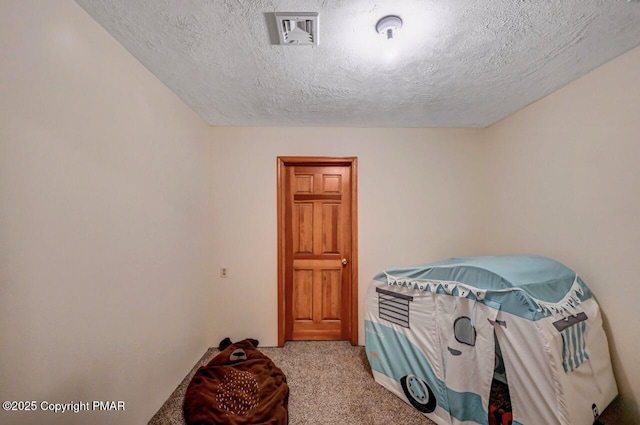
(274, 12), (319, 46)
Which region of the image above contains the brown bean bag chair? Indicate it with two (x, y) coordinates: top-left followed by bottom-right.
(183, 339), (288, 425)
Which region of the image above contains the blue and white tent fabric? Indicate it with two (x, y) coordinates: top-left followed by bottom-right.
(560, 320), (589, 373)
(365, 255), (617, 425)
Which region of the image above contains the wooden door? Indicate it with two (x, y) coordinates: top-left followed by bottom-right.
(277, 157), (358, 346)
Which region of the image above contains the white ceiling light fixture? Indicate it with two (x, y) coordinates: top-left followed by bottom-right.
(376, 15), (403, 40)
(275, 12), (319, 46)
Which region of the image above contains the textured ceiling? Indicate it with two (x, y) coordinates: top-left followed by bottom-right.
(74, 0), (640, 128)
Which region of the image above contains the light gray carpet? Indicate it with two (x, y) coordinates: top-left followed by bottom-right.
(149, 341), (435, 425)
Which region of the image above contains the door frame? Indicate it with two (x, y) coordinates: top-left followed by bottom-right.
(277, 156), (358, 347)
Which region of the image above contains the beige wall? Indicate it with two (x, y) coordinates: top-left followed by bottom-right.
(484, 45), (640, 420)
(0, 1), (213, 424)
(209, 127), (487, 345)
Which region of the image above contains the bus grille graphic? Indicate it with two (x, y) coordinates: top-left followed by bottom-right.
(376, 287), (413, 328)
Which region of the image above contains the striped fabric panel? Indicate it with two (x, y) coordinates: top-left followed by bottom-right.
(561, 321), (589, 373)
(378, 293), (411, 328)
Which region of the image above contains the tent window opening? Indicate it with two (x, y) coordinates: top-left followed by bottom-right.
(376, 287), (413, 328)
(554, 313), (589, 373)
(454, 316), (476, 346)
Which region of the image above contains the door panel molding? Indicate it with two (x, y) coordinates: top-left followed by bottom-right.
(277, 156), (358, 347)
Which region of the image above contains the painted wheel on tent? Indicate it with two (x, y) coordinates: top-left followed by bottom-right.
(400, 374), (437, 413)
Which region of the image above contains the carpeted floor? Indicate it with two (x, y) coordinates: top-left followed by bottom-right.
(149, 340), (436, 425)
(149, 340), (623, 425)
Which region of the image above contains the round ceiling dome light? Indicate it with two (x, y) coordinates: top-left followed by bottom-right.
(376, 15), (403, 40)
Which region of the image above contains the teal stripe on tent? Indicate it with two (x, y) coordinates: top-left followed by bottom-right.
(571, 326), (580, 369)
(561, 322), (589, 373)
(580, 321), (589, 364)
(561, 331), (566, 371)
(366, 320), (495, 423)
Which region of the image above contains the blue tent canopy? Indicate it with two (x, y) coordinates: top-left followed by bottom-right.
(375, 255), (592, 320)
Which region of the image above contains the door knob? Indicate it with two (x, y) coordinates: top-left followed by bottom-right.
(342, 258), (348, 266)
